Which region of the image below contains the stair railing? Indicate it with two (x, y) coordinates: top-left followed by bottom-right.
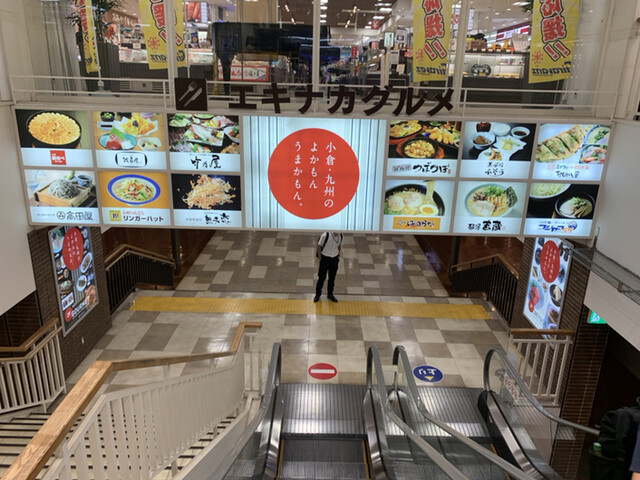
(3, 321), (262, 480)
(105, 244), (176, 313)
(0, 318), (64, 415)
(450, 254), (519, 324)
(508, 328), (575, 407)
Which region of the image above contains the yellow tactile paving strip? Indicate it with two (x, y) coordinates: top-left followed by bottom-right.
(130, 296), (490, 320)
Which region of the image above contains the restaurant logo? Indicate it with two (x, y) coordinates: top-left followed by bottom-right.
(109, 210), (122, 222)
(50, 150), (67, 165)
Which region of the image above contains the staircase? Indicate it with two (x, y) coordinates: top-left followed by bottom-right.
(0, 411), (238, 479)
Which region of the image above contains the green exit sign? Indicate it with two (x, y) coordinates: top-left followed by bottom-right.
(588, 311), (606, 325)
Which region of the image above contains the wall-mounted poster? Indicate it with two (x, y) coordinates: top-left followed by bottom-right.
(98, 171), (171, 226)
(452, 181), (527, 234)
(382, 179), (454, 232)
(533, 123), (610, 181)
(460, 121), (536, 179)
(243, 116), (385, 230)
(523, 237), (571, 330)
(15, 110), (93, 168)
(171, 174), (242, 227)
(523, 183), (599, 237)
(49, 226), (99, 335)
(92, 111), (167, 169)
(387, 120), (460, 177)
(168, 113), (240, 172)
(25, 169), (99, 225)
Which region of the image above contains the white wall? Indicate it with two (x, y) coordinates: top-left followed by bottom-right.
(0, 104), (36, 314)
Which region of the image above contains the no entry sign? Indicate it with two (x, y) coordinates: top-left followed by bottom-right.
(308, 363), (337, 380)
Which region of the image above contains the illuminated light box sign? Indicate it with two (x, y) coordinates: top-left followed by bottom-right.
(25, 169), (99, 225)
(460, 121), (536, 179)
(171, 173), (242, 228)
(587, 310), (606, 325)
(386, 120), (460, 178)
(49, 226), (99, 336)
(382, 179), (454, 233)
(92, 112), (167, 169)
(452, 181), (527, 235)
(16, 110), (93, 168)
(533, 123), (610, 182)
(243, 116), (386, 230)
(98, 171), (171, 226)
(167, 113), (240, 172)
(523, 183), (599, 237)
(523, 237), (571, 330)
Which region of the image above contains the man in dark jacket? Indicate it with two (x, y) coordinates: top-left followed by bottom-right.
(314, 232), (342, 303)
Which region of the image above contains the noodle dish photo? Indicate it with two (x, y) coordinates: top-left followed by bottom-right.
(107, 174), (160, 205)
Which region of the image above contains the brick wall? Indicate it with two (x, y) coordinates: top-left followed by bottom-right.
(513, 238), (608, 479)
(27, 227), (111, 376)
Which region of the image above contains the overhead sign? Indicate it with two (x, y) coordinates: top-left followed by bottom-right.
(308, 363), (337, 380)
(413, 365), (443, 383)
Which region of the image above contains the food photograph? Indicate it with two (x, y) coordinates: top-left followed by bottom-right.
(16, 110), (92, 150)
(388, 120), (461, 160)
(26, 170), (96, 208)
(533, 123), (610, 181)
(167, 113), (240, 154)
(98, 171), (170, 210)
(460, 122), (537, 179)
(171, 174), (241, 211)
(382, 179), (454, 232)
(92, 111), (166, 152)
(526, 183), (599, 220)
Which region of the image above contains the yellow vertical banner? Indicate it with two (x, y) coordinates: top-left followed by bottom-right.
(529, 0), (580, 84)
(139, 0), (187, 70)
(79, 0), (99, 73)
(412, 0), (453, 82)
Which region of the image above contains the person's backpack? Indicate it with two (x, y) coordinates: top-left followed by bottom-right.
(590, 397), (640, 480)
(315, 233), (342, 258)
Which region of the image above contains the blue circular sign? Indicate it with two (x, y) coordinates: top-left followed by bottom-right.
(413, 365), (443, 383)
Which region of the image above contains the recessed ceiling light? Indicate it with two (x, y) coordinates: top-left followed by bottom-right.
(373, 15), (384, 19)
(321, 19), (326, 23)
(379, 7), (392, 12)
(320, 13), (327, 17)
(321, 5), (327, 9)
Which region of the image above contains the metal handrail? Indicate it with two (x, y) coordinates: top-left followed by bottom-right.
(391, 346), (540, 480)
(483, 349), (599, 436)
(450, 253), (519, 278)
(104, 244), (175, 268)
(366, 346), (467, 480)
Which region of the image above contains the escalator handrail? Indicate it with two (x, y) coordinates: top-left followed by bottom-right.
(483, 349), (599, 436)
(392, 346), (541, 480)
(366, 346), (468, 480)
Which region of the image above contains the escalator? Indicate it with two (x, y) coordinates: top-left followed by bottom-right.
(222, 343), (542, 480)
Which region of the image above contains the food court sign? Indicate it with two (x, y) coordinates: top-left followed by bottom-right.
(412, 0), (454, 82)
(529, 0), (581, 84)
(49, 226), (99, 336)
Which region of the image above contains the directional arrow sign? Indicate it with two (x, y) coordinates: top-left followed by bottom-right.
(413, 365), (443, 383)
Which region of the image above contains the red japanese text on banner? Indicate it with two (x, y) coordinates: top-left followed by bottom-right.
(78, 0), (99, 73)
(412, 0), (454, 82)
(139, 0), (187, 70)
(529, 0), (580, 84)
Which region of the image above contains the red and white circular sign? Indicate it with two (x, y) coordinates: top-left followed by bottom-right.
(267, 128), (359, 219)
(308, 362), (337, 380)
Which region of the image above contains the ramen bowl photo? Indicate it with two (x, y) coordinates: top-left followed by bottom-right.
(107, 174), (160, 205)
(529, 183), (570, 200)
(465, 184), (518, 218)
(27, 111), (82, 149)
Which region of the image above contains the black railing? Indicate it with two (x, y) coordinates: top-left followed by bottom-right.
(105, 246), (175, 313)
(450, 255), (519, 324)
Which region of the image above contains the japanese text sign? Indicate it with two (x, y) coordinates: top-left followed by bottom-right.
(529, 0), (580, 84)
(139, 0), (186, 70)
(412, 0), (454, 82)
(78, 0), (99, 73)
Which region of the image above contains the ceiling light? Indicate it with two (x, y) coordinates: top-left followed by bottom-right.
(512, 1), (529, 5)
(379, 7), (392, 12)
(320, 13), (326, 17)
(320, 0), (328, 3)
(321, 5), (327, 9)
(373, 15), (384, 19)
(321, 19), (326, 23)
(284, 4), (289, 11)
(352, 6), (357, 12)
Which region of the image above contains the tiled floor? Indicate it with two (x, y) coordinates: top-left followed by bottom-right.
(67, 232), (509, 393)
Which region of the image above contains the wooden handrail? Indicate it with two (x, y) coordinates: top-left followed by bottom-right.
(104, 243), (175, 268)
(3, 321), (262, 480)
(450, 253), (519, 279)
(0, 318), (59, 355)
(510, 328), (575, 337)
(0, 327), (62, 362)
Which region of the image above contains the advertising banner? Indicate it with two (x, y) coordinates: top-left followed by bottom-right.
(49, 226), (99, 335)
(167, 113), (240, 171)
(529, 0), (580, 84)
(92, 111), (167, 169)
(78, 0), (99, 73)
(382, 179), (454, 233)
(99, 171), (171, 226)
(139, 0), (186, 70)
(25, 170), (99, 225)
(523, 237), (571, 329)
(533, 123), (609, 181)
(172, 174), (242, 227)
(412, 0), (454, 82)
(460, 122), (536, 179)
(387, 120), (460, 177)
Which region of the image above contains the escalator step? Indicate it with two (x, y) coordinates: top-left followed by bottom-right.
(280, 460), (367, 479)
(224, 458), (255, 478)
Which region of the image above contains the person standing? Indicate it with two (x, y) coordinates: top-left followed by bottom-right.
(314, 232), (342, 303)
